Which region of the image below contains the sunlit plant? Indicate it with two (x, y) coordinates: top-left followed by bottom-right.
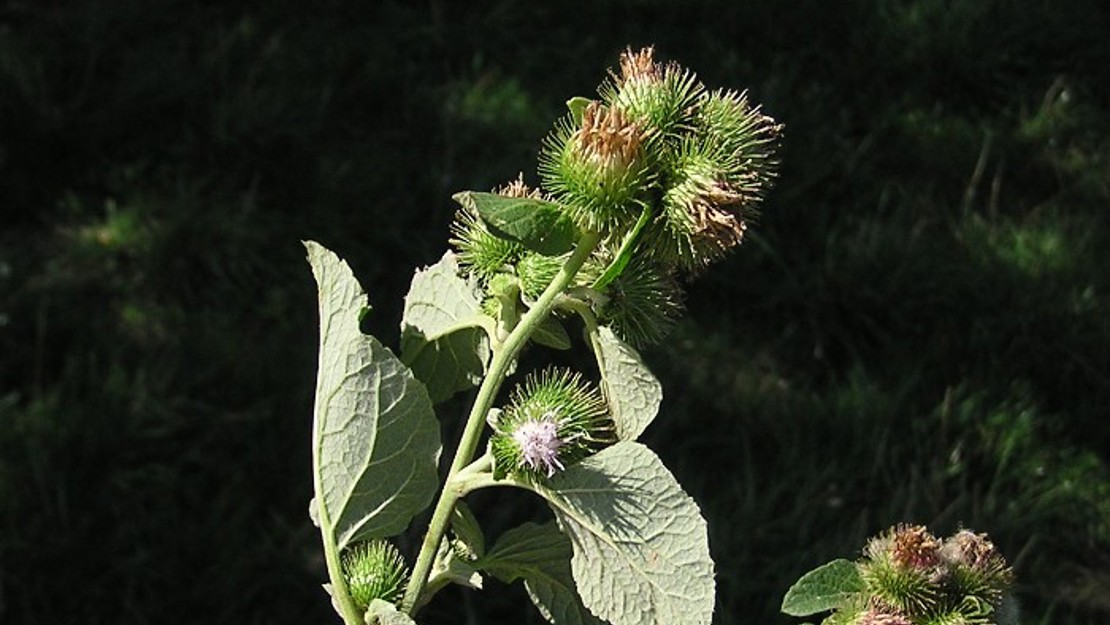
(305, 47), (781, 625)
(782, 524), (1019, 625)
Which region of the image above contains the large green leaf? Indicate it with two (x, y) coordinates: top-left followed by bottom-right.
(481, 522), (603, 625)
(305, 241), (442, 549)
(590, 327), (661, 441)
(781, 559), (865, 617)
(453, 191), (577, 255)
(400, 252), (491, 403)
(537, 442), (715, 625)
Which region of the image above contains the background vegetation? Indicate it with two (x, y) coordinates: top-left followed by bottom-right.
(2, 1), (1108, 623)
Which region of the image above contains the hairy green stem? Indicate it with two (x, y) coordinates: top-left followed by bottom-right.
(554, 293), (600, 334)
(400, 230), (602, 614)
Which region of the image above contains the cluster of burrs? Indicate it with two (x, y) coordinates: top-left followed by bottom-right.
(452, 46), (782, 351)
(846, 524), (1017, 625)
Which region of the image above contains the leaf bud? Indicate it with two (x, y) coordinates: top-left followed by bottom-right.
(516, 251), (566, 300)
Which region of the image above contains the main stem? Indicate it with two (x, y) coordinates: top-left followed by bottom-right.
(400, 230), (601, 613)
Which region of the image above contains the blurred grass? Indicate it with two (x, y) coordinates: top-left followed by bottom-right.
(1, 0), (1108, 623)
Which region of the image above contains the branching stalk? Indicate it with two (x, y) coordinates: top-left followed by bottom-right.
(400, 230), (602, 614)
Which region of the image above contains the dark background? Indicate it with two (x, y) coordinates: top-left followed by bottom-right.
(2, 1), (1108, 623)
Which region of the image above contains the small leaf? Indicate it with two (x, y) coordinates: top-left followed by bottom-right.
(366, 599), (418, 625)
(536, 442), (715, 625)
(305, 241), (442, 550)
(781, 559), (866, 617)
(450, 501), (485, 559)
(453, 191), (577, 255)
(480, 522), (602, 625)
(486, 407), (502, 429)
(429, 540), (483, 591)
(590, 326), (662, 441)
(566, 97), (592, 124)
(533, 315), (573, 350)
(401, 252), (491, 403)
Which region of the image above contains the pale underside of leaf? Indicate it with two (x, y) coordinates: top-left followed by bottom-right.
(367, 598), (418, 625)
(306, 240), (442, 550)
(400, 251), (491, 403)
(538, 442), (715, 625)
(591, 326), (662, 441)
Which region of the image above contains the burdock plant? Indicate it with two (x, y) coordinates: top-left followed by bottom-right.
(782, 524), (1019, 625)
(305, 47), (782, 625)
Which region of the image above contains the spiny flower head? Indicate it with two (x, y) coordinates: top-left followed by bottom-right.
(856, 525), (1016, 624)
(940, 530), (1015, 601)
(890, 524), (943, 571)
(539, 47), (781, 270)
(540, 101), (652, 234)
(692, 89), (782, 206)
(649, 137), (752, 269)
(605, 50), (781, 271)
(491, 368), (614, 480)
(860, 525), (942, 616)
(579, 253), (684, 348)
(341, 540), (409, 609)
(603, 46), (704, 139)
(646, 90), (782, 270)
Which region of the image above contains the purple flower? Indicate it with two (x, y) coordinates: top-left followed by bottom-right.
(512, 412), (570, 477)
